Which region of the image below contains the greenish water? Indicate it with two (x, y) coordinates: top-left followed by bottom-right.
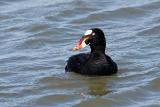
(0, 0), (160, 107)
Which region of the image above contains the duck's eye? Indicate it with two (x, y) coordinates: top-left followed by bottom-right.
(92, 33), (95, 36)
(85, 39), (90, 45)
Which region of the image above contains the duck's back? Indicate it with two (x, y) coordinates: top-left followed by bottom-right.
(81, 53), (117, 75)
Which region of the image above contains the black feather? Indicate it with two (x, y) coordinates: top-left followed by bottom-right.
(65, 28), (118, 75)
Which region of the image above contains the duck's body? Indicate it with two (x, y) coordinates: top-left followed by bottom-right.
(65, 28), (118, 75)
(65, 53), (117, 75)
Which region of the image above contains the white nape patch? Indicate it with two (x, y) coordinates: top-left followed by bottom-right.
(84, 30), (92, 36)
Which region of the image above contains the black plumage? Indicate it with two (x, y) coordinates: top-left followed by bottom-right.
(65, 28), (118, 75)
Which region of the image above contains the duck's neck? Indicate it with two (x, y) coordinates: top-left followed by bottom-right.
(90, 45), (106, 55)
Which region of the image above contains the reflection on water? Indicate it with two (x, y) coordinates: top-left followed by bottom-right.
(86, 77), (113, 96)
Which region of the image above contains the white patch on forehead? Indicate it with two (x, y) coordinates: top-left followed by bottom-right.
(84, 30), (92, 35)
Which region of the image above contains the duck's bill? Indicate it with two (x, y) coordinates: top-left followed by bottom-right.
(72, 37), (89, 51)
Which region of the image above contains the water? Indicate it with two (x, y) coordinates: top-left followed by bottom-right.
(0, 0), (160, 107)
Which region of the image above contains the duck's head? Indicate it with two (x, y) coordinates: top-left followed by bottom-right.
(73, 28), (106, 52)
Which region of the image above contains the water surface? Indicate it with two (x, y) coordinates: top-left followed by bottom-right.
(0, 0), (160, 107)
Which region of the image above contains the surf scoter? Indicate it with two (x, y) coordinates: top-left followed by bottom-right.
(65, 28), (118, 75)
